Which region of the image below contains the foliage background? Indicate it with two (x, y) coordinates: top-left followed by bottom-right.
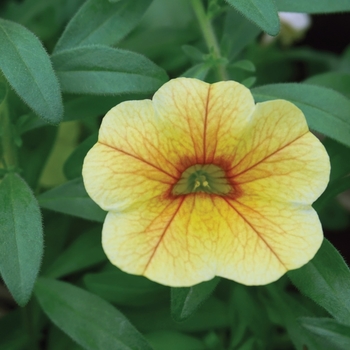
(0, 0), (350, 349)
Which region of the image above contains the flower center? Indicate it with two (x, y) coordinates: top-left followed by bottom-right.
(172, 164), (231, 196)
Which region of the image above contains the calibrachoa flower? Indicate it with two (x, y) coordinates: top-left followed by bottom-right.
(82, 78), (330, 287)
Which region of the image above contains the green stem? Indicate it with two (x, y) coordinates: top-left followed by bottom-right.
(0, 100), (18, 170)
(22, 303), (39, 350)
(191, 0), (228, 81)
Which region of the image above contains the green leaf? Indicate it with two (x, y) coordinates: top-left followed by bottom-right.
(64, 133), (97, 180)
(315, 176), (350, 211)
(145, 331), (206, 350)
(275, 0), (350, 13)
(0, 19), (63, 124)
(125, 297), (229, 333)
(37, 178), (106, 222)
(305, 72), (350, 98)
(288, 239), (350, 325)
(54, 0), (152, 52)
(171, 277), (220, 322)
(0, 81), (6, 105)
(225, 0), (280, 36)
(52, 45), (168, 95)
(300, 317), (350, 350)
(35, 278), (154, 350)
(265, 284), (323, 350)
(0, 173), (43, 306)
(181, 63), (211, 80)
(48, 325), (84, 350)
(84, 268), (167, 307)
(252, 83), (350, 147)
(229, 285), (272, 348)
(232, 60), (256, 72)
(44, 227), (106, 278)
(221, 8), (261, 59)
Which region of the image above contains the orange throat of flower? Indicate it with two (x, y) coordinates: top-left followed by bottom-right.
(172, 164), (232, 196)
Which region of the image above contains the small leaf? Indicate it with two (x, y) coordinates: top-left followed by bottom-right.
(171, 277), (220, 322)
(252, 83), (350, 147)
(275, 0), (350, 13)
(54, 0), (152, 52)
(300, 317), (350, 350)
(0, 19), (63, 123)
(0, 173), (43, 306)
(37, 178), (106, 222)
(35, 278), (154, 350)
(225, 0), (280, 36)
(181, 63), (211, 80)
(241, 76), (256, 88)
(288, 239), (350, 325)
(44, 227), (106, 279)
(52, 45), (168, 95)
(232, 60), (256, 72)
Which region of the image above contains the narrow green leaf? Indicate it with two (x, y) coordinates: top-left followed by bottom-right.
(221, 9), (261, 59)
(0, 19), (63, 123)
(265, 284), (323, 350)
(64, 133), (97, 180)
(252, 83), (350, 147)
(0, 173), (43, 306)
(288, 239), (350, 325)
(52, 45), (168, 95)
(84, 269), (167, 307)
(225, 0), (280, 36)
(305, 72), (350, 98)
(300, 317), (350, 350)
(45, 227), (106, 278)
(37, 178), (106, 222)
(171, 277), (220, 322)
(35, 278), (154, 350)
(275, 0), (350, 13)
(54, 0), (152, 52)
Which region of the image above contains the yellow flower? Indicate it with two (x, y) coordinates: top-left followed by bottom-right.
(82, 78), (330, 287)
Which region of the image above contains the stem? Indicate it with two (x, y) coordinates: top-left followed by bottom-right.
(191, 0), (228, 81)
(22, 304), (39, 350)
(0, 99), (18, 170)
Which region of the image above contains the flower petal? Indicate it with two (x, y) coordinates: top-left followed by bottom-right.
(214, 196), (323, 285)
(102, 195), (217, 287)
(228, 100), (330, 203)
(153, 79), (255, 165)
(82, 141), (173, 212)
(101, 190), (321, 286)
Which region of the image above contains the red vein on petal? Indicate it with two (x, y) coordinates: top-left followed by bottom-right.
(142, 196), (186, 274)
(203, 85), (211, 163)
(223, 198), (288, 269)
(99, 141), (178, 180)
(229, 131), (308, 178)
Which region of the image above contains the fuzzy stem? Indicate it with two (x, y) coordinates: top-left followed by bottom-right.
(191, 0), (228, 81)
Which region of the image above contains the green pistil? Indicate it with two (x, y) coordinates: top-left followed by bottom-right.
(173, 164), (231, 196)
